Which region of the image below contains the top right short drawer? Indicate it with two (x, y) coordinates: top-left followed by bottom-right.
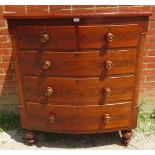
(78, 24), (139, 49)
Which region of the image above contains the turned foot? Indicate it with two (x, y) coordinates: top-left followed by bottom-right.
(120, 130), (132, 146)
(25, 130), (37, 145)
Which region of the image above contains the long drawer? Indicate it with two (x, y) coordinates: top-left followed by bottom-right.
(16, 26), (76, 50)
(18, 50), (136, 77)
(78, 24), (139, 49)
(26, 102), (131, 133)
(23, 76), (134, 105)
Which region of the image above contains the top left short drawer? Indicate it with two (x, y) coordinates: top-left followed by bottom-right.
(16, 26), (76, 50)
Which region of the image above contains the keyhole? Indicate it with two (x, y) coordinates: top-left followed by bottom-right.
(108, 27), (111, 32)
(42, 27), (46, 34)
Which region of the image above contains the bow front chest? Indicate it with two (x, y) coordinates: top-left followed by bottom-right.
(6, 12), (151, 145)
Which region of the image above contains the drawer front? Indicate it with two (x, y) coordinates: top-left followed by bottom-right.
(23, 76), (134, 104)
(78, 24), (139, 49)
(19, 50), (136, 77)
(26, 102), (131, 133)
(16, 26), (76, 50)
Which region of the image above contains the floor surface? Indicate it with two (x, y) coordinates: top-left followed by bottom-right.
(0, 130), (155, 149)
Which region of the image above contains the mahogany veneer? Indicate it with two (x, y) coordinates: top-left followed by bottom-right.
(5, 11), (151, 146)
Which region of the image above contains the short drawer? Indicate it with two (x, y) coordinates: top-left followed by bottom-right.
(26, 102), (131, 133)
(23, 76), (134, 105)
(16, 26), (76, 50)
(78, 24), (139, 49)
(19, 50), (136, 77)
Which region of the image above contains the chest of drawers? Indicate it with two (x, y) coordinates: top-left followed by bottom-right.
(6, 12), (151, 146)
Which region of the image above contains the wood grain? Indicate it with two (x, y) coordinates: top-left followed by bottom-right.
(23, 76), (134, 104)
(4, 12), (152, 19)
(78, 24), (139, 49)
(18, 50), (137, 77)
(26, 102), (131, 133)
(16, 26), (76, 50)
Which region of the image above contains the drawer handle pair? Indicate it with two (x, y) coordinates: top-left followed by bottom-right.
(49, 113), (111, 124)
(44, 87), (111, 97)
(40, 32), (114, 43)
(40, 29), (114, 43)
(41, 60), (113, 70)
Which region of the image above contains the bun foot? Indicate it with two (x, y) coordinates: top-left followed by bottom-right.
(120, 130), (132, 146)
(25, 130), (37, 145)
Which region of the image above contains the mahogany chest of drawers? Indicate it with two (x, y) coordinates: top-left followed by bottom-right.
(5, 12), (151, 145)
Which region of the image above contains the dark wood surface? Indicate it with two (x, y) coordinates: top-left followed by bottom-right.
(16, 26), (76, 50)
(6, 12), (150, 145)
(4, 11), (152, 19)
(18, 50), (136, 77)
(26, 102), (131, 133)
(78, 24), (139, 49)
(23, 76), (134, 104)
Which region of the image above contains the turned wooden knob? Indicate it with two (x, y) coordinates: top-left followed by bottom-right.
(105, 60), (113, 70)
(49, 113), (55, 124)
(104, 87), (111, 96)
(45, 87), (53, 97)
(40, 33), (50, 43)
(104, 113), (111, 124)
(42, 60), (51, 70)
(106, 32), (115, 42)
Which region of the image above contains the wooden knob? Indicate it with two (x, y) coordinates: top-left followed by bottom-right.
(106, 32), (115, 42)
(42, 60), (51, 70)
(104, 113), (111, 124)
(105, 60), (113, 70)
(40, 33), (50, 43)
(45, 87), (53, 97)
(104, 87), (111, 96)
(49, 113), (55, 124)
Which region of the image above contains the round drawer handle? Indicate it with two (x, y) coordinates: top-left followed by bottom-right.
(42, 60), (51, 70)
(40, 33), (50, 43)
(104, 87), (111, 96)
(49, 113), (55, 124)
(104, 113), (111, 124)
(106, 32), (115, 42)
(105, 60), (113, 70)
(45, 87), (53, 97)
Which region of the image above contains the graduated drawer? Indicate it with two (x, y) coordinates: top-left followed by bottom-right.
(26, 102), (131, 133)
(23, 76), (134, 105)
(18, 50), (136, 77)
(16, 26), (76, 50)
(78, 24), (139, 49)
